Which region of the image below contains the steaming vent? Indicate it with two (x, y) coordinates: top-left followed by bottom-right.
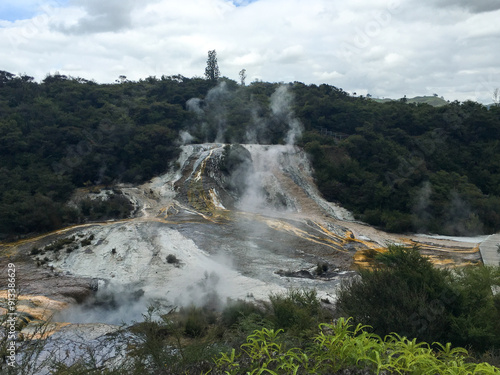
(175, 143), (354, 221)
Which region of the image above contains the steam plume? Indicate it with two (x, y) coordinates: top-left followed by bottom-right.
(270, 85), (303, 145)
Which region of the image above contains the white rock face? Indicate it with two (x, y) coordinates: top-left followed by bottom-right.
(241, 144), (355, 220)
(52, 222), (283, 319)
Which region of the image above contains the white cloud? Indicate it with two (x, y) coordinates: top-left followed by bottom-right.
(60, 0), (138, 34)
(0, 0), (499, 102)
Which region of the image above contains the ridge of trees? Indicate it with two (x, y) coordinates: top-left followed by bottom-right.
(1, 70), (500, 238)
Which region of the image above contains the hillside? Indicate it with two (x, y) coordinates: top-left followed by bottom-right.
(1, 70), (500, 239)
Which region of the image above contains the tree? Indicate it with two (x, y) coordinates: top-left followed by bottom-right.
(493, 88), (499, 107)
(204, 49), (220, 81)
(0, 70), (15, 86)
(239, 68), (247, 86)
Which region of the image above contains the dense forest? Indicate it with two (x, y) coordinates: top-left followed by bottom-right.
(1, 69), (500, 238)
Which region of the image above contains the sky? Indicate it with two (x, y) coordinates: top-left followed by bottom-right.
(1, 0), (500, 103)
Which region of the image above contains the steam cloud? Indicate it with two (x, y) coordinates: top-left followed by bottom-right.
(186, 81), (230, 143)
(270, 85), (303, 145)
(179, 130), (195, 145)
(413, 182), (484, 236)
(444, 190), (483, 236)
(186, 83), (303, 145)
(55, 282), (148, 325)
(413, 181), (433, 233)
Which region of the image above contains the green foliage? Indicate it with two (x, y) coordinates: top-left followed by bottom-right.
(44, 236), (76, 252)
(268, 289), (326, 336)
(214, 317), (500, 374)
(337, 245), (500, 351)
(76, 193), (133, 222)
(3, 288), (500, 374)
(126, 305), (225, 375)
(447, 265), (500, 351)
(0, 72), (187, 238)
(182, 305), (215, 338)
(221, 299), (265, 328)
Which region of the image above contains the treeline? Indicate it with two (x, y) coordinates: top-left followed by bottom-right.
(297, 87), (500, 235)
(1, 70), (500, 237)
(0, 71), (204, 237)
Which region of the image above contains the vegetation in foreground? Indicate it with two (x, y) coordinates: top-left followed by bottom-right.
(213, 318), (500, 374)
(2, 248), (500, 374)
(337, 245), (500, 352)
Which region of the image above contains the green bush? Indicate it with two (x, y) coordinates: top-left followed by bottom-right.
(214, 317), (500, 375)
(181, 306), (215, 338)
(337, 245), (456, 344)
(447, 265), (500, 351)
(337, 244), (500, 351)
(221, 299), (264, 328)
(268, 289), (326, 335)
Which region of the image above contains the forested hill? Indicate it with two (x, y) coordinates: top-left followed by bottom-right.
(1, 70), (500, 238)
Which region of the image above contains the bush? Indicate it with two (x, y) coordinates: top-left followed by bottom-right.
(182, 306), (212, 338)
(214, 318), (500, 375)
(166, 254), (179, 265)
(447, 265), (500, 351)
(81, 236), (93, 246)
(337, 244), (500, 351)
(221, 300), (264, 328)
(268, 289), (326, 334)
(45, 236), (76, 252)
(77, 194), (133, 222)
(337, 245), (457, 343)
(315, 262), (328, 275)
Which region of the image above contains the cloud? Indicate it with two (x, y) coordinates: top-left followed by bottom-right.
(59, 0), (138, 34)
(432, 0), (500, 14)
(0, 0), (499, 103)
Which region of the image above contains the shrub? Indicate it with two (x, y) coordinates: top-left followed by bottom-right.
(315, 262), (328, 275)
(337, 244), (500, 351)
(182, 306), (211, 338)
(221, 300), (264, 328)
(166, 254), (179, 265)
(447, 265), (500, 351)
(213, 318), (500, 375)
(268, 289), (326, 334)
(44, 236), (76, 252)
(81, 237), (92, 246)
(77, 194), (133, 222)
(30, 247), (40, 255)
(337, 245), (458, 344)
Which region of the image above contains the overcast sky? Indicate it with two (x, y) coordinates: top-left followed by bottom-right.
(1, 0), (499, 103)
